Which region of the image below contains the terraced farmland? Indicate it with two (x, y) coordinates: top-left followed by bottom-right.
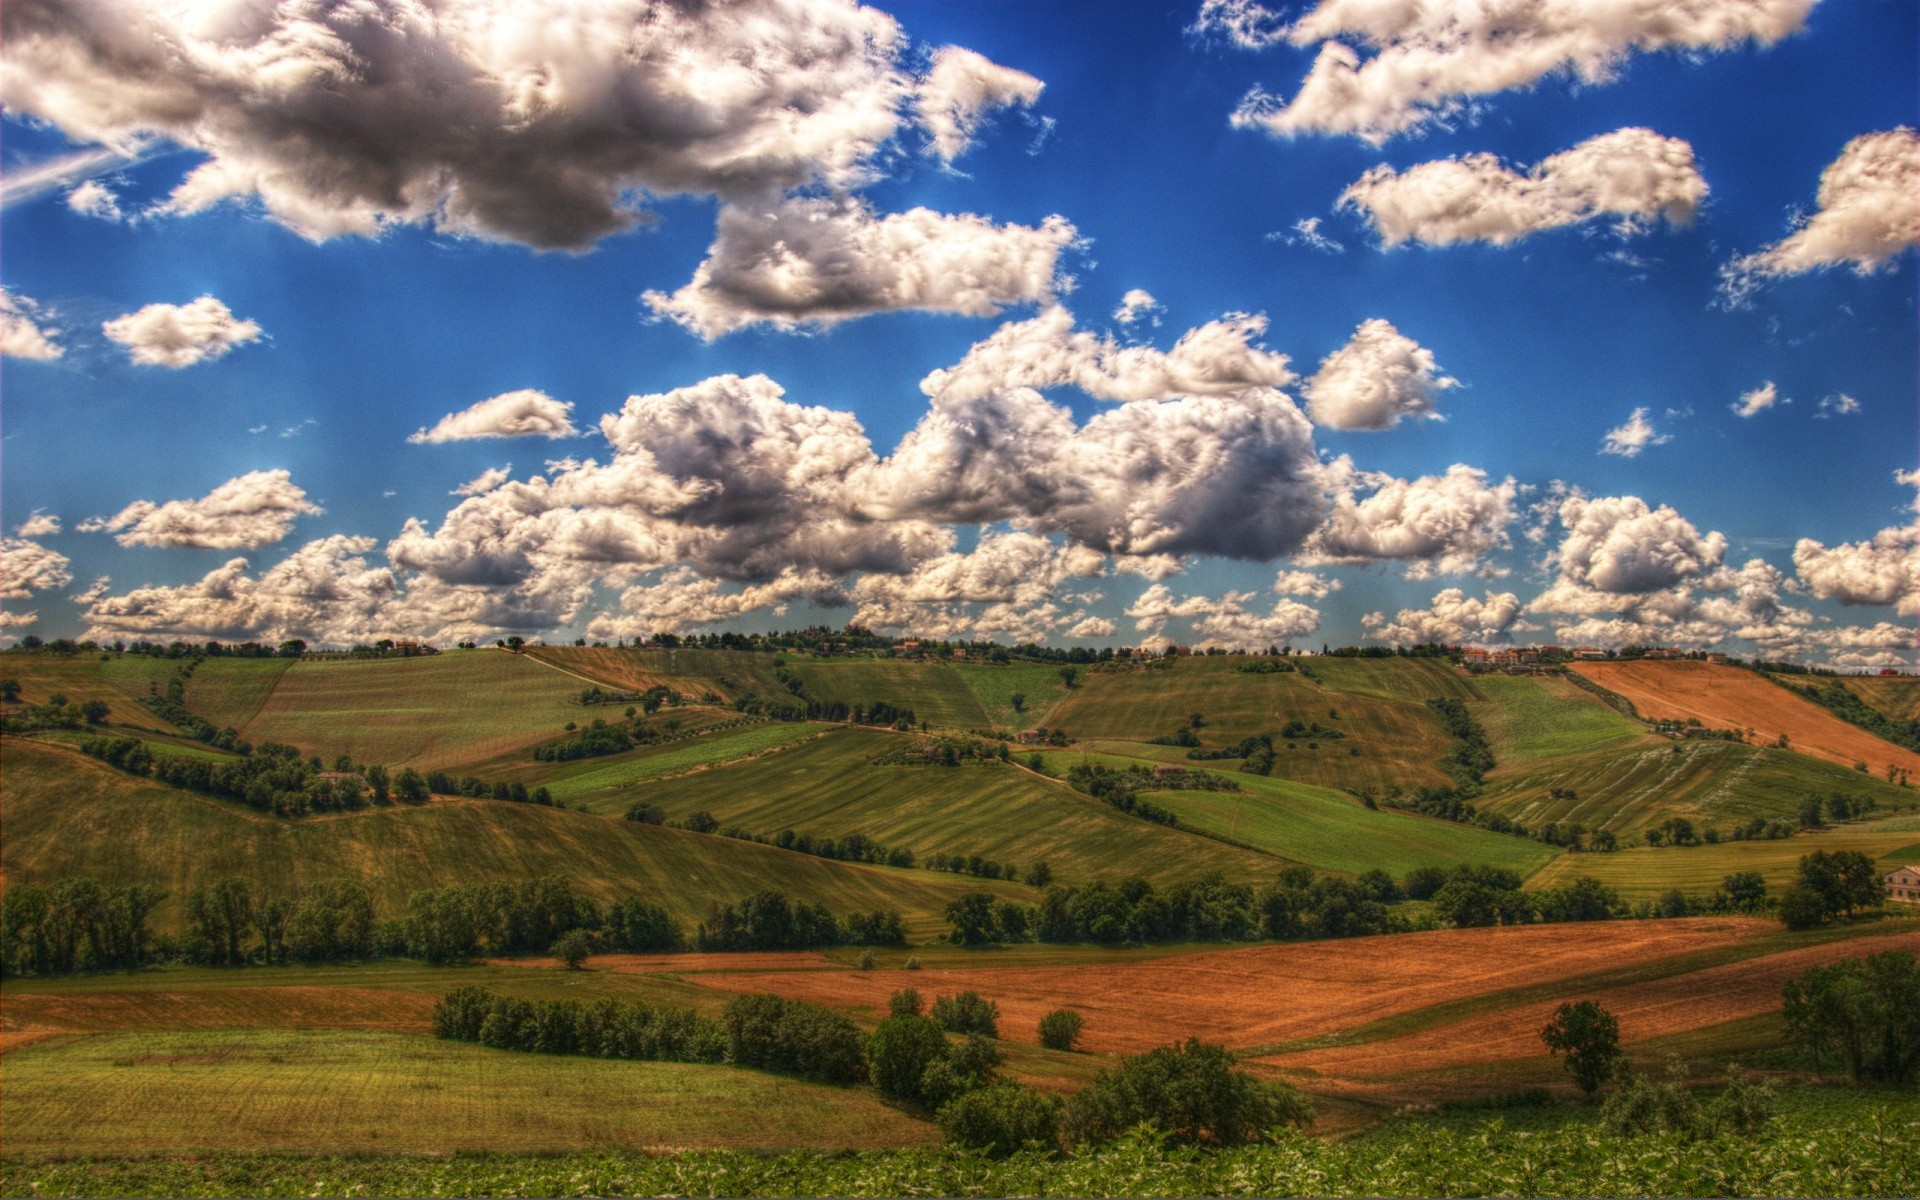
(0, 740), (1024, 937)
(636, 726), (1283, 884)
(497, 721), (831, 809)
(525, 645), (791, 702)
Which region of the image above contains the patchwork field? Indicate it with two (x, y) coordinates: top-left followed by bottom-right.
(0, 740), (1027, 937)
(1570, 660), (1920, 775)
(781, 658), (992, 728)
(952, 661), (1075, 731)
(524, 645), (792, 702)
(637, 727), (1283, 884)
(180, 658), (296, 729)
(1476, 737), (1918, 839)
(1469, 674), (1652, 765)
(1831, 674), (1920, 722)
(488, 721), (832, 809)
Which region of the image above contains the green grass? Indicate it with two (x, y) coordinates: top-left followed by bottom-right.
(524, 645), (793, 702)
(1524, 819), (1920, 899)
(0, 740), (1029, 938)
(781, 659), (990, 729)
(1300, 657), (1481, 702)
(3, 653), (173, 729)
(1824, 676), (1920, 722)
(952, 661), (1074, 730)
(1477, 738), (1919, 839)
(181, 658), (294, 729)
(238, 650), (585, 771)
(636, 726), (1283, 885)
(1046, 657), (1455, 792)
(0, 1029), (935, 1157)
(1470, 674), (1650, 765)
(497, 722), (831, 810)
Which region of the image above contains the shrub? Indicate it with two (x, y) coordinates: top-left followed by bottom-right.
(1782, 949), (1920, 1084)
(889, 987), (924, 1016)
(857, 949), (876, 970)
(552, 929), (593, 969)
(1063, 1038), (1312, 1147)
(1038, 1008), (1083, 1051)
(866, 1014), (952, 1104)
(722, 993), (867, 1085)
(919, 1034), (1002, 1110)
(933, 991), (1000, 1037)
(938, 1083), (1064, 1158)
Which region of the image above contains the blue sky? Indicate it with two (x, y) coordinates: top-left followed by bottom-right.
(1, 0), (1915, 664)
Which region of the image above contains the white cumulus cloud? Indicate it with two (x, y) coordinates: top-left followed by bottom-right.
(1600, 407), (1669, 457)
(15, 512), (61, 538)
(411, 390), (578, 444)
(65, 178), (121, 220)
(101, 295), (262, 367)
(1814, 393), (1860, 418)
(1732, 381), (1783, 417)
(1364, 588), (1522, 644)
(1340, 128), (1707, 247)
(916, 46), (1044, 164)
(1113, 289), (1163, 326)
(0, 537), (73, 600)
(1298, 461), (1517, 578)
(80, 469), (322, 550)
(1304, 318), (1456, 430)
(1230, 0), (1815, 143)
(0, 289), (63, 360)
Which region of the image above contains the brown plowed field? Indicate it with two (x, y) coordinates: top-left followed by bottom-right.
(0, 986), (435, 1047)
(1264, 931), (1919, 1080)
(683, 919), (1771, 1053)
(1571, 660), (1920, 774)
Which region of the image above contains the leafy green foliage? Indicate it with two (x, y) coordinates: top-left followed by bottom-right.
(1038, 1009), (1084, 1052)
(937, 1083), (1064, 1158)
(1783, 950), (1920, 1085)
(1063, 1038), (1312, 1148)
(722, 994), (868, 1085)
(1540, 1001), (1622, 1096)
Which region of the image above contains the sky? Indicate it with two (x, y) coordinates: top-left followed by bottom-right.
(0, 0), (1915, 667)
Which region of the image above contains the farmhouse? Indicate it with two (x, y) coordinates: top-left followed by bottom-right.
(1886, 866), (1920, 903)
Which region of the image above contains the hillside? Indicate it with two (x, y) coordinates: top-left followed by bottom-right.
(1569, 660), (1920, 775)
(1831, 674), (1920, 722)
(0, 740), (1026, 938)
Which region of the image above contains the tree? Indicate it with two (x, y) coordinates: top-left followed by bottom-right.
(1720, 871), (1767, 912)
(1024, 861), (1053, 888)
(80, 699), (110, 725)
(1786, 851), (1884, 927)
(932, 990), (999, 1037)
(1782, 950), (1920, 1085)
(1059, 666), (1078, 690)
(1037, 1008), (1083, 1051)
(392, 767), (429, 804)
(937, 1083), (1063, 1158)
(552, 929), (593, 969)
(364, 764), (390, 803)
(945, 892), (998, 946)
(864, 1013), (951, 1103)
(1010, 692), (1026, 713)
(1541, 1000), (1622, 1097)
(889, 987), (924, 1016)
(1063, 1038), (1311, 1147)
(0, 678), (19, 703)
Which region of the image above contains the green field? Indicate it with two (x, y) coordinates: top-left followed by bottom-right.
(1524, 819), (1920, 899)
(1045, 657), (1456, 791)
(525, 645), (794, 703)
(1299, 657), (1480, 702)
(1145, 772), (1558, 879)
(782, 658), (991, 728)
(1470, 674), (1651, 765)
(3, 652), (174, 729)
(1477, 738), (1920, 839)
(636, 726), (1283, 884)
(952, 661), (1075, 730)
(1, 1029), (935, 1156)
(182, 657), (295, 729)
(0, 741), (1026, 937)
(238, 651), (585, 771)
(495, 722), (832, 809)
(1825, 675), (1920, 722)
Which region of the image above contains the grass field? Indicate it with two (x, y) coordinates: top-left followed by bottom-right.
(1523, 819), (1920, 899)
(0, 740), (1028, 937)
(1831, 675), (1920, 722)
(497, 722), (831, 809)
(238, 651), (585, 771)
(1476, 738), (1919, 839)
(781, 658), (991, 728)
(181, 658), (294, 729)
(2, 652), (174, 729)
(636, 726), (1284, 884)
(1300, 657), (1480, 702)
(1570, 661), (1920, 775)
(1470, 674), (1651, 765)
(1144, 772), (1558, 879)
(1, 1029), (936, 1156)
(952, 661), (1073, 731)
(524, 645), (793, 702)
(1046, 657), (1456, 792)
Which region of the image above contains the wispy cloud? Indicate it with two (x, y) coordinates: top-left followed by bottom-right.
(0, 140), (159, 209)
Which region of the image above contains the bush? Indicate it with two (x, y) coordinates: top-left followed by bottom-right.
(552, 929), (593, 969)
(932, 991), (999, 1037)
(938, 1083), (1064, 1158)
(919, 1034), (1002, 1109)
(1038, 1008), (1083, 1051)
(1782, 949), (1920, 1084)
(866, 1014), (952, 1104)
(889, 988), (924, 1016)
(722, 993), (867, 1085)
(1063, 1038), (1312, 1147)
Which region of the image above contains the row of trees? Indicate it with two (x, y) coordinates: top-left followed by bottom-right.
(1, 879), (164, 975)
(423, 769), (552, 805)
(1063, 763), (1238, 828)
(693, 890), (906, 951)
(80, 734), (432, 816)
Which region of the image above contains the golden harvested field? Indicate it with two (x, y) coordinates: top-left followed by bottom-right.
(1570, 661), (1920, 775)
(675, 919), (1773, 1054)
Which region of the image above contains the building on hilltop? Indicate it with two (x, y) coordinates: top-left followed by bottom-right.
(1886, 866), (1920, 903)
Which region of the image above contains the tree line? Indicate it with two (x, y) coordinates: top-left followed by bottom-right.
(1063, 763), (1238, 828)
(80, 734), (432, 816)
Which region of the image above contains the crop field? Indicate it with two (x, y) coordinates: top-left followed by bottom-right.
(496, 722), (830, 809)
(1264, 929), (1920, 1091)
(1470, 674), (1651, 765)
(181, 658), (295, 729)
(670, 918), (1781, 1056)
(0, 741), (1026, 936)
(1045, 658), (1455, 791)
(1830, 674), (1920, 721)
(1475, 736), (1917, 838)
(1, 1029), (936, 1157)
(524, 645), (793, 702)
(781, 658), (991, 728)
(638, 727), (1282, 884)
(1145, 773), (1557, 879)
(1300, 657), (1480, 703)
(2, 653), (170, 728)
(952, 661), (1073, 730)
(238, 651), (585, 771)
(1569, 661), (1920, 775)
(1523, 819), (1920, 899)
